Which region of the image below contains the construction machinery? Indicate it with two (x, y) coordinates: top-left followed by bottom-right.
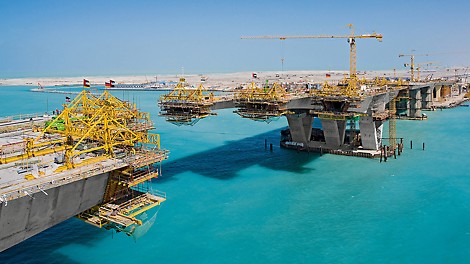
(0, 89), (168, 237)
(158, 78), (216, 125)
(241, 24), (383, 95)
(398, 52), (430, 82)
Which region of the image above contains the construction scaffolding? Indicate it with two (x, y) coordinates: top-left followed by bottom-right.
(389, 97), (397, 150)
(75, 147), (169, 235)
(387, 88), (409, 154)
(234, 82), (290, 122)
(159, 78), (216, 125)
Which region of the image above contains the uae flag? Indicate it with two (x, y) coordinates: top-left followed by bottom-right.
(83, 79), (91, 88)
(105, 80), (115, 88)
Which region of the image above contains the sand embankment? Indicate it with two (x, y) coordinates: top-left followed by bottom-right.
(0, 70), (417, 89)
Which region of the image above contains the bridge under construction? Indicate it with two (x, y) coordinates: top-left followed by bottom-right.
(159, 73), (464, 158)
(159, 25), (467, 158)
(2, 24), (469, 253)
(0, 73), (465, 252)
(0, 90), (167, 251)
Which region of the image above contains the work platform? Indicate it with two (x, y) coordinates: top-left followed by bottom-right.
(158, 79), (219, 125)
(78, 190), (166, 230)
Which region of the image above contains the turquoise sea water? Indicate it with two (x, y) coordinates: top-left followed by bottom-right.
(1, 86), (470, 263)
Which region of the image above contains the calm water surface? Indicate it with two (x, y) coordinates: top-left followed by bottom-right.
(1, 86), (470, 263)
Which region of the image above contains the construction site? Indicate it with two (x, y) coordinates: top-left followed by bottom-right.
(0, 90), (168, 251)
(1, 24), (469, 253)
(158, 24), (469, 159)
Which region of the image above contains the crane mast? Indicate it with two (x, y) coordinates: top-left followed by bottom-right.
(347, 24), (357, 79)
(399, 53), (429, 82)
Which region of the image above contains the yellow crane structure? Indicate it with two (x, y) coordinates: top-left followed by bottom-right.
(1, 90), (162, 168)
(241, 24), (383, 94)
(0, 89), (168, 236)
(159, 78), (216, 125)
(387, 92), (409, 155)
(398, 52), (430, 82)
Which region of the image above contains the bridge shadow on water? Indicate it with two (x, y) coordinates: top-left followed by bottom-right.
(0, 128), (319, 263)
(1, 218), (107, 264)
(158, 128), (319, 181)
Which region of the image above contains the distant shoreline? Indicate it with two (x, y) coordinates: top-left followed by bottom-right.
(0, 69), (443, 89)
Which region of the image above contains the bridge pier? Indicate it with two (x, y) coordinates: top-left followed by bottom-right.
(320, 119), (346, 148)
(421, 85), (433, 109)
(409, 88), (422, 117)
(280, 80), (458, 155)
(457, 83), (464, 95)
(359, 116), (383, 150)
(433, 84), (443, 101)
(285, 113), (313, 144)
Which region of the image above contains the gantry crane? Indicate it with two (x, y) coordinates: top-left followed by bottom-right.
(241, 24), (383, 93)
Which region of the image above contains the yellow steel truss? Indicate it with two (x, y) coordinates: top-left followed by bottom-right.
(0, 89), (168, 237)
(234, 82), (290, 121)
(235, 82), (288, 102)
(1, 90), (161, 169)
(159, 80), (215, 125)
(160, 81), (214, 104)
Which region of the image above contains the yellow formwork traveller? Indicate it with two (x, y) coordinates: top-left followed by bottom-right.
(29, 90), (161, 170)
(159, 78), (216, 125)
(0, 89), (168, 237)
(234, 82), (290, 121)
(161, 79), (214, 103)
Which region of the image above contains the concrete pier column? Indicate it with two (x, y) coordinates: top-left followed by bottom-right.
(286, 114), (313, 144)
(433, 85), (442, 101)
(421, 85), (433, 109)
(359, 116), (383, 150)
(320, 119), (346, 148)
(409, 88), (422, 118)
(452, 83), (462, 95)
(397, 96), (410, 116)
(441, 85), (451, 98)
(337, 120), (346, 145)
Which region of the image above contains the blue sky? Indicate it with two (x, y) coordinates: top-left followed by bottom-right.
(0, 0), (469, 77)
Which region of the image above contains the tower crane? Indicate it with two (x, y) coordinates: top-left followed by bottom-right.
(241, 24), (383, 91)
(446, 67), (468, 82)
(416, 61), (436, 81)
(398, 52), (429, 82)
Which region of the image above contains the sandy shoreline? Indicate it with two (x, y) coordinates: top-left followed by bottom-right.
(0, 70), (427, 89)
